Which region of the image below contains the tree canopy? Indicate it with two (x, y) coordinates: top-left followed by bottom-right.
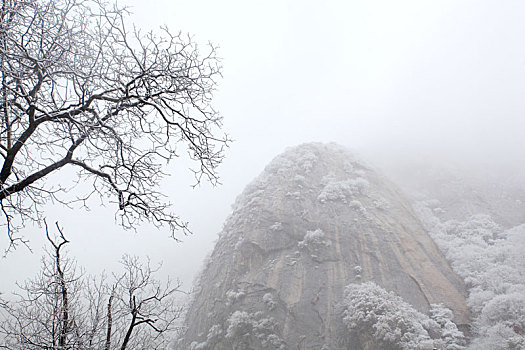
(0, 0), (228, 248)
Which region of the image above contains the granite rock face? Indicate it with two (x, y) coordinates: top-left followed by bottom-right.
(177, 143), (469, 350)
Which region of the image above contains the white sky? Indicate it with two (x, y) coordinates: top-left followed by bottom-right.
(1, 0), (525, 293)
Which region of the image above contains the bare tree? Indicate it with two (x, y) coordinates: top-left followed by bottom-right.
(0, 222), (184, 349)
(111, 256), (183, 350)
(0, 0), (228, 248)
(0, 222), (91, 348)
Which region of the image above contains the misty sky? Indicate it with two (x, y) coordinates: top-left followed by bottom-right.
(1, 0), (525, 292)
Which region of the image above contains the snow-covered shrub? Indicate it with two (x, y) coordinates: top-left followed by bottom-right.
(342, 282), (433, 349)
(189, 324), (223, 350)
(344, 161), (354, 174)
(478, 291), (525, 333)
(414, 201), (525, 349)
(263, 293), (277, 310)
(320, 173), (337, 185)
(318, 180), (350, 202)
(318, 178), (369, 203)
(241, 189), (265, 210)
(225, 311), (253, 339)
(430, 304), (466, 350)
(443, 214), (501, 242)
(234, 236), (244, 250)
(468, 324), (524, 350)
(270, 157), (295, 177)
(373, 197), (389, 210)
(349, 200), (367, 216)
(298, 229), (331, 249)
(298, 151), (317, 173)
(353, 177), (370, 195)
(342, 282), (465, 350)
(285, 191), (301, 199)
(225, 311), (286, 349)
(226, 289), (246, 305)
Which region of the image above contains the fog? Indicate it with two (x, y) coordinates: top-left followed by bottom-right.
(1, 0), (524, 300)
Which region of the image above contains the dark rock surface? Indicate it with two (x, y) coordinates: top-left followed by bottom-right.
(176, 143), (469, 350)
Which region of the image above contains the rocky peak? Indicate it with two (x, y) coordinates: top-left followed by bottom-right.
(177, 143), (469, 349)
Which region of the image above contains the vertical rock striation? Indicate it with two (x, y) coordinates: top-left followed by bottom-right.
(177, 143), (469, 349)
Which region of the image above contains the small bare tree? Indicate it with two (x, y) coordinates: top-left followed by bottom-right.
(110, 255), (183, 350)
(0, 0), (228, 248)
(0, 222), (184, 349)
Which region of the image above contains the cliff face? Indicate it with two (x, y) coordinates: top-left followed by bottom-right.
(177, 143), (469, 350)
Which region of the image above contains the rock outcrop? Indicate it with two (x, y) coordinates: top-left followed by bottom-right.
(177, 143), (469, 349)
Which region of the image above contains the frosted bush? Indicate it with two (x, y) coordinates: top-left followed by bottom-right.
(298, 229), (330, 249)
(263, 293), (277, 310)
(234, 236), (244, 250)
(225, 311), (286, 349)
(320, 173), (337, 186)
(468, 324), (524, 350)
(349, 200), (367, 215)
(298, 151), (317, 173)
(442, 215), (501, 242)
(344, 161), (354, 174)
(318, 181), (349, 202)
(242, 189), (265, 209)
(318, 178), (370, 203)
(342, 282), (465, 350)
(226, 289), (246, 304)
(189, 325), (223, 350)
(342, 282), (433, 349)
(225, 311), (252, 338)
(285, 191), (301, 199)
(353, 177), (370, 195)
(266, 156), (294, 176)
(207, 324), (223, 340)
(373, 197), (389, 210)
(430, 304), (466, 349)
(414, 201), (525, 348)
(478, 292), (525, 331)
